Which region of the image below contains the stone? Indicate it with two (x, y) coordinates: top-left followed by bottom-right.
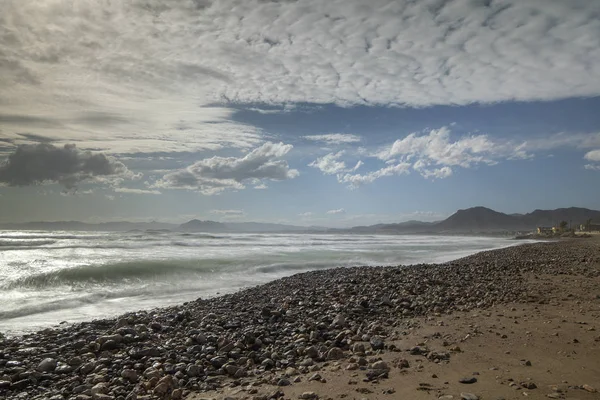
(305, 346), (318, 358)
(121, 369), (138, 382)
(37, 357), (58, 372)
(100, 340), (119, 351)
(0, 381), (11, 389)
(370, 336), (384, 350)
(521, 382), (537, 389)
(91, 382), (109, 395)
(371, 361), (389, 371)
(352, 343), (365, 354)
(299, 392), (318, 400)
(186, 364), (202, 377)
(459, 377), (477, 384)
(171, 389), (183, 399)
(154, 375), (174, 395)
(460, 393), (479, 400)
(80, 362), (95, 375)
(582, 384), (597, 393)
(93, 395), (114, 400)
(277, 378), (291, 386)
(326, 347), (344, 360)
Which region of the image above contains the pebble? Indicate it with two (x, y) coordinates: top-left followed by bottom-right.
(459, 377), (477, 384)
(37, 358), (57, 372)
(460, 393), (479, 400)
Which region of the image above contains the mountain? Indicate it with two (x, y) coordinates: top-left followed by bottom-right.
(434, 206), (526, 232)
(179, 220), (228, 232)
(345, 206), (600, 233)
(178, 220), (324, 233)
(0, 221), (177, 231)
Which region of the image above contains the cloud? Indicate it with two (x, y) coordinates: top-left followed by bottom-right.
(154, 142), (298, 194)
(114, 187), (161, 195)
(308, 152), (348, 175)
(0, 143), (136, 189)
(327, 208), (346, 215)
(584, 149), (600, 170)
(254, 183), (268, 189)
(338, 162), (412, 187)
(584, 150), (600, 162)
(304, 134), (361, 144)
(2, 0), (600, 157)
(299, 212), (314, 217)
(210, 209), (245, 218)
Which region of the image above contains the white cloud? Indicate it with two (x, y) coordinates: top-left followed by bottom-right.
(114, 187), (161, 195)
(254, 183), (268, 189)
(304, 134), (362, 144)
(308, 151), (348, 175)
(584, 149), (600, 162)
(154, 142), (298, 194)
(585, 164), (600, 171)
(299, 212), (314, 217)
(2, 0), (600, 156)
(326, 208), (346, 215)
(338, 162), (412, 187)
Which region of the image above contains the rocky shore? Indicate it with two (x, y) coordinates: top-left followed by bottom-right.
(1, 239), (599, 400)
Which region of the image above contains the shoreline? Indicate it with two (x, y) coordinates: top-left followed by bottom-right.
(0, 235), (531, 337)
(0, 238), (598, 399)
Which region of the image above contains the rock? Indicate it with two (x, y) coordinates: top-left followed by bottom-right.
(91, 382), (109, 395)
(100, 340), (119, 351)
(326, 347), (344, 360)
(352, 343), (365, 354)
(37, 357), (58, 372)
(308, 373), (322, 382)
(370, 336), (384, 350)
(459, 377), (477, 384)
(171, 389), (183, 399)
(438, 396), (454, 400)
(186, 364), (202, 377)
(460, 393), (479, 400)
(305, 346), (318, 358)
(410, 346), (428, 355)
(80, 362), (95, 375)
(154, 375), (175, 395)
(0, 381), (11, 389)
(332, 314), (346, 327)
(371, 361), (389, 371)
(277, 378), (291, 386)
(521, 382), (537, 389)
(93, 395), (114, 400)
(299, 392), (318, 400)
(121, 369), (138, 382)
(582, 384), (597, 393)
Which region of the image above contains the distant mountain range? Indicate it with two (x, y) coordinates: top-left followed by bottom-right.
(1, 206), (599, 234)
(343, 206), (600, 234)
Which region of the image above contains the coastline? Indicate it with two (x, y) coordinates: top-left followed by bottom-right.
(0, 238), (598, 400)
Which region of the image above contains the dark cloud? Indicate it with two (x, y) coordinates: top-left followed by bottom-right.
(0, 114), (63, 128)
(72, 112), (131, 127)
(0, 143), (135, 189)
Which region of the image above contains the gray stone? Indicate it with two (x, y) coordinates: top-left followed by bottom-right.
(460, 394), (479, 400)
(37, 358), (57, 372)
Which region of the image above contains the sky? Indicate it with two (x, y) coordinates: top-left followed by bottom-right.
(0, 0), (599, 227)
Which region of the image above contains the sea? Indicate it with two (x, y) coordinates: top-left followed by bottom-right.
(0, 230), (528, 335)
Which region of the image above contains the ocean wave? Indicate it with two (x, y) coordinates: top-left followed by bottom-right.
(0, 240), (57, 248)
(3, 259), (243, 288)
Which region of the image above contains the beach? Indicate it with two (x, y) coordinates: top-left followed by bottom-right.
(0, 238), (598, 400)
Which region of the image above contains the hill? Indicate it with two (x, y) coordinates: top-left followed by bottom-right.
(346, 206), (600, 233)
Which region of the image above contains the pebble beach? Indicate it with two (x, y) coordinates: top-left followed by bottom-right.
(1, 238), (599, 400)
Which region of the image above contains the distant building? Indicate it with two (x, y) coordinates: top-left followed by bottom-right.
(537, 226), (553, 234)
(580, 222), (600, 232)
